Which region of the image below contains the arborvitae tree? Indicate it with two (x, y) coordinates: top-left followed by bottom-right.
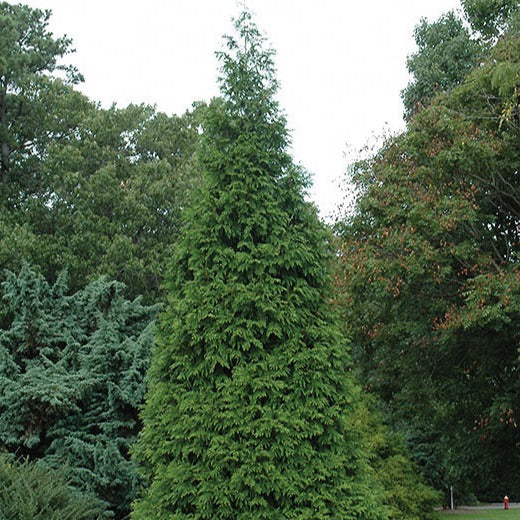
(0, 264), (159, 518)
(133, 12), (386, 519)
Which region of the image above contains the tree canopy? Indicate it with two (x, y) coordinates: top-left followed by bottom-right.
(336, 11), (520, 501)
(0, 3), (201, 304)
(0, 1), (81, 188)
(401, 11), (481, 119)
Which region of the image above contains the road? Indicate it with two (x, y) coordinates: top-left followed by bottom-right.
(441, 503), (520, 514)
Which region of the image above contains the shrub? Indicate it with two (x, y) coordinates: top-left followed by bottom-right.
(0, 453), (106, 519)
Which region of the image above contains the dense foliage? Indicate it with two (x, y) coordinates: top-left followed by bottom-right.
(3, 0), (516, 516)
(401, 0), (520, 120)
(462, 0), (519, 38)
(0, 3), (199, 304)
(336, 6), (520, 503)
(0, 1), (81, 186)
(132, 12), (386, 519)
(401, 11), (480, 119)
(0, 453), (106, 519)
(0, 96), (199, 303)
(0, 265), (158, 517)
(350, 392), (441, 519)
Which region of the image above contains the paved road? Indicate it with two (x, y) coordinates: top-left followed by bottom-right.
(441, 502), (520, 513)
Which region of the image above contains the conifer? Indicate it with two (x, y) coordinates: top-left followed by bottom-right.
(0, 264), (158, 518)
(133, 12), (385, 519)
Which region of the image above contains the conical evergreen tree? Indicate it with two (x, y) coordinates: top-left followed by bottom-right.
(133, 12), (385, 519)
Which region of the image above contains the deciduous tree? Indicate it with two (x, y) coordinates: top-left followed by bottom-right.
(401, 11), (480, 119)
(336, 23), (520, 501)
(0, 1), (82, 188)
(0, 3), (200, 303)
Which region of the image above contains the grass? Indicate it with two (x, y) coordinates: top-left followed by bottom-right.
(439, 510), (520, 519)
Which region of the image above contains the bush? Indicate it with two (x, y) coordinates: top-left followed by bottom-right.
(0, 453), (106, 519)
(352, 395), (442, 519)
(0, 265), (159, 517)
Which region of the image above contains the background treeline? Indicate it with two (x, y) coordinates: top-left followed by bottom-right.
(335, 0), (520, 505)
(0, 1), (201, 304)
(0, 0), (518, 518)
(0, 2), (201, 516)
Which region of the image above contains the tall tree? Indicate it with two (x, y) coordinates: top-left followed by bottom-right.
(336, 21), (520, 501)
(0, 97), (200, 303)
(0, 1), (82, 189)
(0, 3), (200, 303)
(401, 1), (520, 121)
(34, 102), (199, 302)
(133, 12), (385, 519)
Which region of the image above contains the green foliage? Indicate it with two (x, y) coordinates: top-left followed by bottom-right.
(0, 1), (82, 188)
(354, 399), (442, 520)
(462, 0), (520, 38)
(0, 453), (106, 519)
(0, 3), (200, 303)
(401, 0), (520, 120)
(0, 264), (159, 518)
(0, 98), (199, 303)
(133, 11), (386, 519)
(336, 22), (520, 502)
(401, 11), (481, 119)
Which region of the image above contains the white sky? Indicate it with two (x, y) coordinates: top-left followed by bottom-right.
(21, 0), (462, 220)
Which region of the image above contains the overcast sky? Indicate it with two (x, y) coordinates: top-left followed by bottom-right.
(22, 0), (462, 219)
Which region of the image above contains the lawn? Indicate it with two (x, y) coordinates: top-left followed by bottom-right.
(439, 510), (520, 519)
